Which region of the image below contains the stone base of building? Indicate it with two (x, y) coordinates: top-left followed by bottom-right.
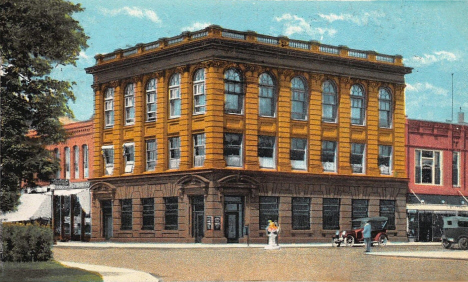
(89, 170), (408, 244)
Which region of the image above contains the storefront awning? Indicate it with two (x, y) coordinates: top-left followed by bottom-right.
(407, 203), (468, 212)
(53, 188), (91, 214)
(0, 193), (51, 222)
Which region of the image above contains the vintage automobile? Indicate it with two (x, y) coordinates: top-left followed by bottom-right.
(441, 216), (468, 250)
(332, 216), (388, 247)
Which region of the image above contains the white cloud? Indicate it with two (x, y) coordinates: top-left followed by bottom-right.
(275, 13), (336, 40)
(406, 82), (448, 97)
(79, 51), (90, 61)
(181, 22), (211, 32)
(100, 7), (161, 24)
(404, 51), (458, 67)
(318, 11), (385, 26)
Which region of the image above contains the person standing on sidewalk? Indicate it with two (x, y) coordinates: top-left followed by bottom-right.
(363, 220), (372, 253)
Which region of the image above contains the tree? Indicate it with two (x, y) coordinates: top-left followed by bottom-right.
(0, 0), (88, 212)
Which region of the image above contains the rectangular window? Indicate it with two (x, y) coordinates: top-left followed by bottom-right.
(352, 199), (369, 229)
(351, 143), (365, 174)
(146, 79), (157, 122)
(141, 198), (154, 230)
(453, 151), (460, 187)
(290, 138), (307, 170)
(323, 198), (340, 230)
(379, 145), (393, 176)
(120, 199), (132, 230)
(146, 139), (157, 171)
(65, 147), (70, 179)
(169, 137), (180, 169)
(292, 197), (310, 230)
(83, 145), (89, 178)
(102, 146), (114, 176)
(224, 133), (243, 167)
(104, 88), (114, 127)
(193, 71), (206, 114)
(125, 84), (135, 125)
(193, 133), (205, 167)
(259, 196), (279, 230)
(123, 143), (135, 173)
(380, 200), (396, 230)
(321, 141), (337, 172)
(164, 197), (178, 230)
(415, 149), (441, 184)
(169, 86), (181, 118)
(74, 146), (79, 179)
(258, 135), (276, 169)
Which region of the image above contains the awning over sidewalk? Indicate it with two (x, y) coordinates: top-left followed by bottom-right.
(53, 188), (91, 214)
(0, 193), (51, 222)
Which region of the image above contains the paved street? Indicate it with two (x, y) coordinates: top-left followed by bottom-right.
(53, 243), (468, 281)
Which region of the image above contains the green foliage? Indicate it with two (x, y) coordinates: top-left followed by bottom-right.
(2, 223), (54, 262)
(0, 0), (89, 212)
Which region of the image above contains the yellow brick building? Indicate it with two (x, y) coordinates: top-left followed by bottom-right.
(86, 25), (412, 243)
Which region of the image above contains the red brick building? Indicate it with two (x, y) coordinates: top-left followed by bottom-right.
(406, 116), (468, 242)
(47, 118), (94, 241)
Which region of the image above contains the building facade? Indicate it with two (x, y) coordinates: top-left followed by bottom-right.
(48, 118), (94, 241)
(406, 117), (468, 242)
(86, 26), (412, 243)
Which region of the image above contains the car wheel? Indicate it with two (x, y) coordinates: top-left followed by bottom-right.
(442, 240), (452, 249)
(332, 239), (340, 247)
(459, 237), (468, 250)
(345, 235), (355, 247)
(377, 234), (388, 246)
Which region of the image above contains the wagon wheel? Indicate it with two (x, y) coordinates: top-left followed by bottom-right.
(377, 234), (388, 246)
(345, 235), (355, 247)
(442, 240), (452, 249)
(459, 237), (468, 250)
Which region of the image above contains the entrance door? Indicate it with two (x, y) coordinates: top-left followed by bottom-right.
(192, 196), (204, 243)
(224, 196), (244, 243)
(102, 200), (113, 240)
(418, 212), (432, 242)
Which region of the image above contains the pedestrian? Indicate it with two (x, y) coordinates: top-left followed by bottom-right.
(363, 220), (372, 253)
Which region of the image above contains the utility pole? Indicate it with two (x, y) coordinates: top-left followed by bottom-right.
(452, 73), (454, 122)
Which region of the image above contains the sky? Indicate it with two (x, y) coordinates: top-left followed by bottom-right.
(54, 0), (468, 123)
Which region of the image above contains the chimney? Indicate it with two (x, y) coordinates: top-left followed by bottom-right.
(458, 107), (465, 124)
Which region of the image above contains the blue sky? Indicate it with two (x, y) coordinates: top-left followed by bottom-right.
(56, 0), (468, 123)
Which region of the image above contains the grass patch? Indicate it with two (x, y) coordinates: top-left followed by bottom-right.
(1, 260), (102, 282)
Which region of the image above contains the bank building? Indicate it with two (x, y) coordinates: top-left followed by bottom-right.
(85, 25), (412, 243)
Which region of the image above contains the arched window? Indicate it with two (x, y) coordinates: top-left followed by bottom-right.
(291, 77), (307, 120)
(169, 74), (181, 118)
(64, 147), (70, 179)
(82, 145), (89, 178)
(224, 69), (244, 114)
(104, 88), (114, 127)
(193, 69), (206, 114)
(146, 79), (157, 122)
(350, 84), (366, 125)
(54, 148), (61, 178)
(322, 80), (337, 122)
(379, 88), (392, 128)
(124, 83), (135, 125)
(73, 145), (79, 179)
(259, 73), (276, 117)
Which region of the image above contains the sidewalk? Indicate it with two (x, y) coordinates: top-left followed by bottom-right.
(54, 240), (441, 249)
(59, 261), (159, 282)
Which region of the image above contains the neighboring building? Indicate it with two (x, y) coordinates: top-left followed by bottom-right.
(406, 117), (468, 242)
(48, 118), (94, 241)
(85, 25), (412, 243)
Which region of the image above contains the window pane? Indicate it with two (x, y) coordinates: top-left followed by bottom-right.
(292, 197), (310, 230)
(259, 197), (279, 229)
(165, 197), (178, 230)
(380, 200), (395, 230)
(323, 198), (340, 230)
